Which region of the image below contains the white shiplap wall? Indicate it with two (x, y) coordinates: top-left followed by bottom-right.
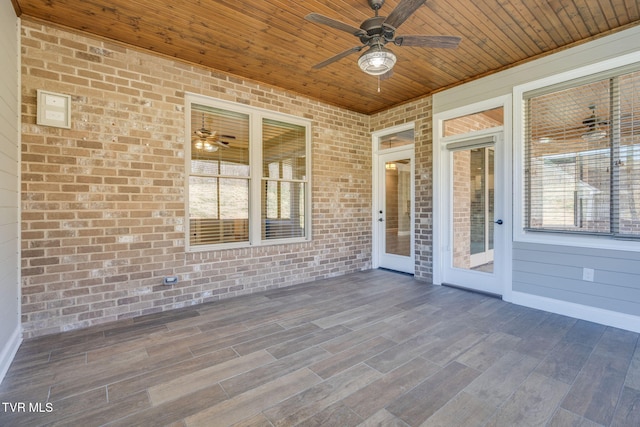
(0, 3), (21, 383)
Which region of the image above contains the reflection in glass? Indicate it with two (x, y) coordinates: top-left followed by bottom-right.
(452, 147), (494, 273)
(261, 119), (306, 240)
(189, 104), (250, 246)
(385, 160), (411, 256)
(189, 176), (249, 245)
(443, 107), (504, 137)
(379, 129), (414, 150)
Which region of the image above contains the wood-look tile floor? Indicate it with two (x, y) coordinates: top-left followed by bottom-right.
(1, 269), (640, 426)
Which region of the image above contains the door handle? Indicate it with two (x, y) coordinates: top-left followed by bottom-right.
(378, 218), (385, 222)
(494, 219), (503, 225)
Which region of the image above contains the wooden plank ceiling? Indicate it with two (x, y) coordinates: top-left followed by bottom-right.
(12, 0), (640, 115)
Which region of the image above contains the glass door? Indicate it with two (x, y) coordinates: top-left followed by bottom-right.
(443, 134), (504, 295)
(453, 146), (495, 273)
(375, 149), (415, 274)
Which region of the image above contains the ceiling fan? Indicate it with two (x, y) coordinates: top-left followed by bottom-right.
(536, 105), (610, 144)
(305, 0), (461, 77)
(192, 114), (235, 152)
(569, 104), (609, 142)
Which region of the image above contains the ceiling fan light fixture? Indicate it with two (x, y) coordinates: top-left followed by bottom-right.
(582, 130), (607, 141)
(358, 45), (396, 75)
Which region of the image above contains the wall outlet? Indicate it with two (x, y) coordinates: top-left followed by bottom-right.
(582, 268), (595, 282)
(163, 276), (178, 285)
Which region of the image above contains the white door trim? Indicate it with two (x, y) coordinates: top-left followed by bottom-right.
(433, 95), (513, 299)
(372, 123), (415, 273)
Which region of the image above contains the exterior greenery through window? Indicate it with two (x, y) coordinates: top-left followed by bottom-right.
(524, 66), (640, 237)
(187, 97), (310, 249)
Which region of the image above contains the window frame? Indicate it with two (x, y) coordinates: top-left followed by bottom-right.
(513, 53), (640, 252)
(185, 93), (312, 252)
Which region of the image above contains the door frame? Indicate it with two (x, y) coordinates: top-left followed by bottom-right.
(443, 132), (503, 295)
(433, 96), (513, 298)
(372, 123), (415, 274)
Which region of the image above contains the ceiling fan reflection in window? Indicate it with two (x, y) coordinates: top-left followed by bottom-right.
(305, 0), (461, 77)
(192, 113), (235, 152)
(535, 105), (610, 145)
(581, 105), (609, 141)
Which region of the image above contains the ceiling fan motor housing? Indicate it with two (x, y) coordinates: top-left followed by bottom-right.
(359, 17), (389, 44)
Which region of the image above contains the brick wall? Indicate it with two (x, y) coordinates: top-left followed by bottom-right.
(443, 108), (503, 136)
(370, 98), (434, 281)
(20, 18), (373, 337)
(452, 150), (471, 269)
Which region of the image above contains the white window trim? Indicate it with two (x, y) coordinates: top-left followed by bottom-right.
(513, 52), (640, 252)
(185, 93), (312, 252)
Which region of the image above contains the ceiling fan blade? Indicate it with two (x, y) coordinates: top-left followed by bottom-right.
(383, 0), (427, 30)
(195, 128), (216, 138)
(305, 13), (366, 37)
(312, 46), (364, 69)
(394, 35), (461, 48)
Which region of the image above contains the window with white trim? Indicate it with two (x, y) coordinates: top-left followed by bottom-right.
(261, 118), (307, 240)
(186, 96), (311, 250)
(524, 66), (640, 238)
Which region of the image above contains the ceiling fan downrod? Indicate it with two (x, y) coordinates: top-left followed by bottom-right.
(368, 0), (385, 15)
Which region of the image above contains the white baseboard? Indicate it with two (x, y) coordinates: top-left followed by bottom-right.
(510, 291), (640, 333)
(0, 326), (22, 384)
